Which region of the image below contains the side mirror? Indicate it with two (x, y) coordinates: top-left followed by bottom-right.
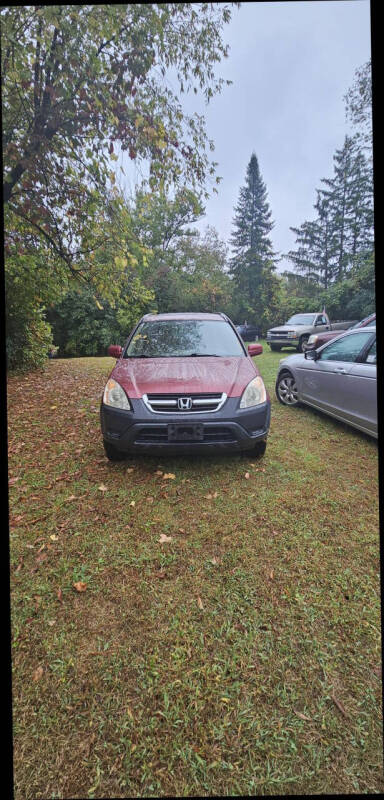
(304, 348), (318, 360)
(248, 343), (263, 356)
(108, 344), (123, 359)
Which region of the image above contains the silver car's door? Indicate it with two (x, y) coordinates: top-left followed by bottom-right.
(299, 331), (375, 417)
(342, 339), (377, 435)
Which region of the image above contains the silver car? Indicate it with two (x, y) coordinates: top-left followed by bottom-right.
(275, 327), (377, 438)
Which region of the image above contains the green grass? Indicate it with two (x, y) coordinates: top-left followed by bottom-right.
(8, 343), (382, 797)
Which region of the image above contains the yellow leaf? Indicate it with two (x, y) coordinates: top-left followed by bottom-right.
(50, 405), (57, 410)
(159, 534), (172, 543)
(197, 596), (204, 610)
(163, 473), (175, 480)
(33, 666), (44, 681)
(73, 581), (87, 593)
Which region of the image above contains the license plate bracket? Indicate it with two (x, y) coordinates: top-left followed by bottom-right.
(168, 423), (204, 442)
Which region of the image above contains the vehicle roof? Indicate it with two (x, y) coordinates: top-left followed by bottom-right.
(335, 325), (376, 335)
(141, 312), (227, 321)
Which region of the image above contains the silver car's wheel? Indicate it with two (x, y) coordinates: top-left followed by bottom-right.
(276, 371), (299, 406)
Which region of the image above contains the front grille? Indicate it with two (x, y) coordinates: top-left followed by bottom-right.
(268, 331), (292, 338)
(134, 425), (236, 444)
(143, 392), (226, 413)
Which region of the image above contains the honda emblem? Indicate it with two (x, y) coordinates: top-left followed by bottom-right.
(178, 397), (192, 410)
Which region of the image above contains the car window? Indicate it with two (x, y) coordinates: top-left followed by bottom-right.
(319, 331), (374, 363)
(125, 319), (245, 358)
(286, 314), (316, 325)
(364, 339), (376, 364)
(316, 315), (327, 325)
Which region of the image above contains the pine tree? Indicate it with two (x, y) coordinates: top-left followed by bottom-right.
(287, 135), (373, 287)
(229, 153), (278, 324)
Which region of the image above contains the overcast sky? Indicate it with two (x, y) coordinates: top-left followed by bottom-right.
(123, 0), (372, 273)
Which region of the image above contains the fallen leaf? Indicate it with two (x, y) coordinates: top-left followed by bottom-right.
(50, 535), (59, 541)
(33, 666), (44, 682)
(98, 484), (108, 492)
(210, 557), (221, 565)
(197, 596), (204, 610)
(244, 472), (250, 479)
(178, 528), (185, 533)
(163, 473), (176, 480)
(331, 694), (348, 717)
(126, 467), (135, 473)
(73, 581), (87, 593)
(294, 709), (311, 721)
(9, 477), (20, 485)
(50, 405), (57, 410)
(155, 470), (163, 476)
(269, 569), (274, 580)
(47, 619), (56, 626)
(158, 534), (172, 543)
(146, 496), (154, 503)
(129, 500), (136, 507)
(57, 588), (63, 603)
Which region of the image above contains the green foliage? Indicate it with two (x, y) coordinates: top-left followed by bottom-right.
(229, 152), (280, 329)
(2, 3), (238, 370)
(2, 4), (236, 259)
(344, 60), (372, 159)
(320, 251), (375, 320)
(5, 267), (54, 372)
(287, 135), (373, 287)
(151, 226), (234, 315)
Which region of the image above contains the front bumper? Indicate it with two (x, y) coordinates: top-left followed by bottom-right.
(100, 396), (270, 454)
(266, 336), (299, 347)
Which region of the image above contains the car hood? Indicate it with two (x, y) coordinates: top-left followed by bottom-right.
(111, 356), (259, 398)
(268, 324), (307, 333)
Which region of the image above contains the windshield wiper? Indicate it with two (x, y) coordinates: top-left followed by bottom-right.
(185, 353), (221, 357)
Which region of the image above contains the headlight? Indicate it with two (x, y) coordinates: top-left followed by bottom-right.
(240, 376), (266, 408)
(103, 379), (131, 410)
(286, 330), (297, 337)
(307, 334), (318, 344)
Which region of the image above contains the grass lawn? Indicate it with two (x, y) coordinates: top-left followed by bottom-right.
(8, 342), (382, 798)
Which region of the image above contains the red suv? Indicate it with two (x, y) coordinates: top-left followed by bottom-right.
(100, 312), (270, 459)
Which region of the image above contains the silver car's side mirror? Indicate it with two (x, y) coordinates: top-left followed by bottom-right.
(304, 349), (319, 360)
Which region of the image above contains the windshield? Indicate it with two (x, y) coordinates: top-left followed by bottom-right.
(125, 319), (245, 358)
(286, 314), (317, 325)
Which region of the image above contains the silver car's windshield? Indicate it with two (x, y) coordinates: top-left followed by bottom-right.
(286, 315), (317, 325)
(125, 320), (245, 358)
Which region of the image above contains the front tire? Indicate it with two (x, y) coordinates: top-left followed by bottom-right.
(276, 371), (299, 406)
(253, 439), (267, 457)
(297, 335), (309, 352)
(269, 344), (281, 352)
(103, 440), (127, 461)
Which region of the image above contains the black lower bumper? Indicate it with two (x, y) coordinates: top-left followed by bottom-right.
(100, 397), (270, 454)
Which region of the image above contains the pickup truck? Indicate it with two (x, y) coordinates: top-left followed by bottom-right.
(266, 312), (358, 352)
(235, 323), (261, 342)
(303, 312), (376, 351)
